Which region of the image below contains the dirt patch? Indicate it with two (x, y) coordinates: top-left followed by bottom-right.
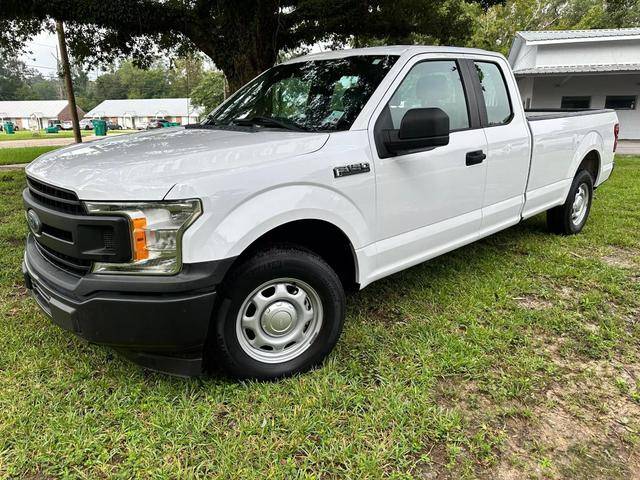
(556, 285), (580, 302)
(514, 295), (553, 310)
(491, 347), (640, 479)
(364, 305), (409, 325)
(601, 247), (638, 270)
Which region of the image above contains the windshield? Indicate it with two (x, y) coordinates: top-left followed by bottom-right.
(206, 55), (398, 132)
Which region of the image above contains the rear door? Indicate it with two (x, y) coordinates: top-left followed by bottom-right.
(466, 56), (531, 235)
(367, 54), (488, 280)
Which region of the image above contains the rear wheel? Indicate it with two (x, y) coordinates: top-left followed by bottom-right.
(547, 169), (594, 235)
(209, 246), (345, 380)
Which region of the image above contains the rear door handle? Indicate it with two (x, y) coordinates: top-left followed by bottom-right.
(466, 150), (486, 166)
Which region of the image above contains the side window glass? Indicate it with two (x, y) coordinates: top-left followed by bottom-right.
(388, 60), (469, 131)
(474, 62), (512, 126)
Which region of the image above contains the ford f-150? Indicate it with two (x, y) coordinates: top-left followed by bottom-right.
(22, 46), (619, 379)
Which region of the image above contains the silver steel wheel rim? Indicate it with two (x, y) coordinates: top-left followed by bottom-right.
(571, 183), (590, 226)
(236, 278), (323, 364)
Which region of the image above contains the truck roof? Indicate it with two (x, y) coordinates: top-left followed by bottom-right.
(282, 45), (505, 64)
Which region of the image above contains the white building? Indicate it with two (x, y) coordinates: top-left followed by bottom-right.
(86, 98), (203, 129)
(0, 100), (85, 130)
(508, 28), (640, 139)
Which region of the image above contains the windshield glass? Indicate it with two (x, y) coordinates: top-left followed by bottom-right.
(206, 55), (398, 131)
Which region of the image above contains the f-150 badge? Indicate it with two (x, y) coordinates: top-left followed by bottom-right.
(333, 163), (371, 178)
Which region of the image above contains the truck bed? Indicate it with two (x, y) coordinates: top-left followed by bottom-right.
(521, 108), (618, 221)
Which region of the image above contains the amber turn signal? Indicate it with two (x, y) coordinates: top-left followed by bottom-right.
(131, 217), (149, 261)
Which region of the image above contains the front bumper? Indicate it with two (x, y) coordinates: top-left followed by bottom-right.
(23, 234), (234, 376)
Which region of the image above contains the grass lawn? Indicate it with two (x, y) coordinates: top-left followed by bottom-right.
(0, 129), (137, 142)
(0, 157), (639, 478)
(0, 146), (60, 166)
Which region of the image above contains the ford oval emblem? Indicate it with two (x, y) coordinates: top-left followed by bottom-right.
(26, 209), (42, 236)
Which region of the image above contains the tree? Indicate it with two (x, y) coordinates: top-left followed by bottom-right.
(468, 0), (640, 55)
(0, 58), (36, 100)
(1, 0), (494, 93)
(190, 71), (225, 114)
(168, 55), (206, 98)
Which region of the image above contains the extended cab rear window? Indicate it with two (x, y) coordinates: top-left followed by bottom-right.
(474, 62), (513, 126)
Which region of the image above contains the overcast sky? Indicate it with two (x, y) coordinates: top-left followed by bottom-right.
(21, 32), (332, 79)
(21, 32), (60, 76)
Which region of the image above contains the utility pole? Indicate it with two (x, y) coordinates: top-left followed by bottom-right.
(55, 20), (82, 143)
(52, 46), (64, 99)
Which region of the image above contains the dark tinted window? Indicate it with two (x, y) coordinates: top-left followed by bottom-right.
(605, 96), (636, 110)
(474, 62), (513, 126)
(388, 60), (470, 131)
(207, 55), (398, 131)
(561, 96), (591, 109)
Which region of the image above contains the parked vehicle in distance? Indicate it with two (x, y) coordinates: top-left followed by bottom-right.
(79, 119), (94, 130)
(146, 118), (171, 129)
(135, 121), (149, 130)
(106, 121), (123, 130)
(22, 46), (618, 380)
(60, 121), (73, 130)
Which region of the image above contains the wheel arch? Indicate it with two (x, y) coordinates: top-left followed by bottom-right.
(569, 132), (603, 183)
(181, 184), (371, 290)
(227, 218), (360, 292)
(577, 149), (600, 184)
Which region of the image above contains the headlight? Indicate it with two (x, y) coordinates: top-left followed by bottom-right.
(84, 199), (202, 275)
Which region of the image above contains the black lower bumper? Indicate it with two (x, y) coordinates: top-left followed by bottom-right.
(23, 234), (234, 376)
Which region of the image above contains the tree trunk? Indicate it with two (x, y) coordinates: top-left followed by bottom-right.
(195, 1), (281, 94)
(56, 20), (82, 143)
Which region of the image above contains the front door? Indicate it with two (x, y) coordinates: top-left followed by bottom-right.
(368, 56), (488, 281)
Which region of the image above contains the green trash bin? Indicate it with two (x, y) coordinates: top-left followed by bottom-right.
(93, 119), (107, 136)
(3, 122), (15, 134)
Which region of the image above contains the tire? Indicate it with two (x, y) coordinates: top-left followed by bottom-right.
(547, 169), (594, 235)
(209, 245), (346, 380)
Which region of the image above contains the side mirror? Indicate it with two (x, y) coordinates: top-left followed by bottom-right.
(383, 108), (450, 155)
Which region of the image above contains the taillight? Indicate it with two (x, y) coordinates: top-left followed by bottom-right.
(614, 123), (620, 152)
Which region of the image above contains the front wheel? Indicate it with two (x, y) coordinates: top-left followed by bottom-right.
(547, 169), (594, 235)
(209, 246), (345, 380)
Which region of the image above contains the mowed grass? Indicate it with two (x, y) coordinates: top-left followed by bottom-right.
(0, 158), (639, 478)
(0, 129), (137, 142)
(0, 146), (60, 166)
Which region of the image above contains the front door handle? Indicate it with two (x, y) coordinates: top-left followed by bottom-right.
(466, 150), (486, 166)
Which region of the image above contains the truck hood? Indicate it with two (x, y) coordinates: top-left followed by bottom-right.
(26, 127), (329, 200)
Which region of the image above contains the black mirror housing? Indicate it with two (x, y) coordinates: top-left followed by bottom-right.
(384, 107), (450, 155)
(399, 108), (449, 140)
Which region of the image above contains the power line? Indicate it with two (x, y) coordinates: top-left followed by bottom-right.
(24, 64), (58, 70)
(30, 42), (57, 49)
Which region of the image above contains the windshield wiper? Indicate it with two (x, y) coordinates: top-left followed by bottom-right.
(231, 116), (312, 132)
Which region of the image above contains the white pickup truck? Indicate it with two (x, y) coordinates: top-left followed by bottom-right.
(22, 46), (618, 379)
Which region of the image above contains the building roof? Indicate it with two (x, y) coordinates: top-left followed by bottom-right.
(0, 100), (69, 118)
(514, 63), (640, 76)
(508, 28), (640, 74)
(516, 28), (640, 42)
(86, 98), (203, 118)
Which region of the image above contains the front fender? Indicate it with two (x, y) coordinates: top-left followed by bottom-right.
(180, 183), (371, 264)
